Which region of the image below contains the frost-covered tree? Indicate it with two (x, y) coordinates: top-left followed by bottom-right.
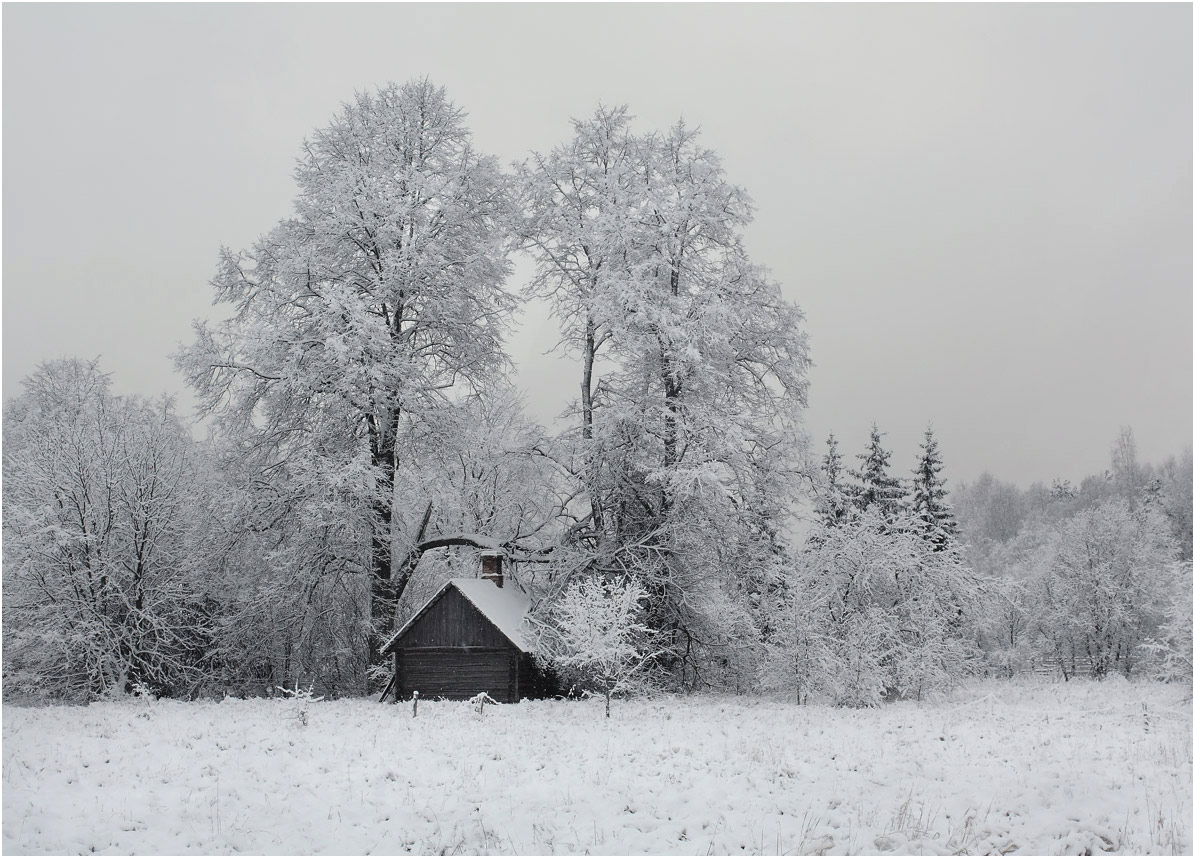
(530, 575), (661, 717)
(178, 80), (515, 683)
(184, 435), (372, 697)
(850, 424), (906, 520)
(761, 509), (980, 706)
(1146, 561), (1193, 684)
(954, 473), (1029, 550)
(519, 106), (640, 545)
(395, 390), (557, 550)
(521, 108), (810, 688)
(1035, 499), (1178, 679)
(980, 574), (1037, 679)
(1156, 447), (1193, 562)
(812, 433), (851, 529)
(952, 436), (1192, 679)
(3, 359), (212, 699)
(910, 426), (957, 549)
(1110, 426), (1147, 509)
(384, 387), (564, 617)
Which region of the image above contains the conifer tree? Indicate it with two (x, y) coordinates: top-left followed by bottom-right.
(851, 424), (906, 519)
(814, 433), (851, 527)
(910, 426), (958, 549)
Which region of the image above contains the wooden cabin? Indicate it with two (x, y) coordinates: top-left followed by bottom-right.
(380, 554), (554, 702)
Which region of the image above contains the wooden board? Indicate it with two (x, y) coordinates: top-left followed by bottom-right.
(398, 648), (516, 702)
(394, 587), (512, 649)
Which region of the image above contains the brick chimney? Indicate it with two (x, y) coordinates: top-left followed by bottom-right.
(480, 551), (504, 588)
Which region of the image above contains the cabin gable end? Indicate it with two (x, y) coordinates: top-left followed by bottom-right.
(393, 586), (512, 650)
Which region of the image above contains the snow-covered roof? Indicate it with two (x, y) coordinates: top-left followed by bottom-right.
(450, 578), (533, 651)
(381, 578), (533, 654)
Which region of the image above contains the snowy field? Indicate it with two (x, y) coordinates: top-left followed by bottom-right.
(3, 679), (1190, 856)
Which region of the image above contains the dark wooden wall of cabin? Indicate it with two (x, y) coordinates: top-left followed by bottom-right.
(394, 587), (510, 649)
(392, 585), (525, 702)
(387, 585), (563, 703)
(396, 647), (517, 702)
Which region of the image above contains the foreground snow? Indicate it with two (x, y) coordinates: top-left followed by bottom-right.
(3, 679), (1190, 855)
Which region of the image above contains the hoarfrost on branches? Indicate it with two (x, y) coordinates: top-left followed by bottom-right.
(761, 508), (981, 706)
(530, 575), (662, 717)
(3, 359), (211, 700)
(177, 79), (516, 687)
(521, 107), (811, 689)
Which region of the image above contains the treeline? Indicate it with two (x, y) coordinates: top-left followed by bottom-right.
(954, 429), (1191, 683)
(760, 424), (1192, 706)
(4, 79), (1189, 704)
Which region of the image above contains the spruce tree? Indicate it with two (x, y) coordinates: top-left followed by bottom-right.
(814, 433), (851, 527)
(851, 424), (906, 519)
(910, 425), (958, 549)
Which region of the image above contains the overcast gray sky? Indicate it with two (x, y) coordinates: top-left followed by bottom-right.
(4, 3), (1191, 488)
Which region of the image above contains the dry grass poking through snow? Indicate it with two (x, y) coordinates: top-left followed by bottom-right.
(3, 678), (1190, 855)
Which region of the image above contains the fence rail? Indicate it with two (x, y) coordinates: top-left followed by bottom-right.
(1032, 653), (1095, 678)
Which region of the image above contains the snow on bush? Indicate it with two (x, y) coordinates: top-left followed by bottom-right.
(1146, 561), (1194, 684)
(529, 574), (661, 716)
(3, 679), (1189, 856)
(762, 509), (980, 706)
(1034, 500), (1177, 679)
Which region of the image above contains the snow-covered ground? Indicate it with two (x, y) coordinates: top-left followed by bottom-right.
(3, 678), (1190, 855)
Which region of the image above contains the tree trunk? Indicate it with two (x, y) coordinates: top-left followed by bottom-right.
(661, 359), (681, 478)
(367, 407), (400, 692)
(582, 317), (606, 537)
(390, 502), (435, 606)
(367, 512), (393, 686)
(659, 264), (682, 504)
